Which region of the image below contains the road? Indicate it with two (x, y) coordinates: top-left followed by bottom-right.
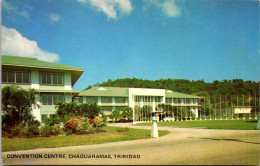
(2, 123), (260, 165)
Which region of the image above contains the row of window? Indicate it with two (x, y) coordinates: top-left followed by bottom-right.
(2, 70), (64, 85)
(166, 98), (198, 104)
(134, 96), (162, 102)
(2, 71), (30, 83)
(40, 72), (63, 85)
(78, 97), (126, 104)
(41, 94), (64, 105)
(102, 106), (126, 111)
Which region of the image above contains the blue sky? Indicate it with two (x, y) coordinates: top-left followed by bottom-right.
(2, 0), (259, 90)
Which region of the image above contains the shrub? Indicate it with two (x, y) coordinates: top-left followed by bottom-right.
(92, 116), (105, 130)
(27, 124), (40, 136)
(66, 130), (73, 136)
(64, 119), (77, 132)
(64, 116), (90, 133)
(51, 124), (61, 136)
(39, 125), (53, 137)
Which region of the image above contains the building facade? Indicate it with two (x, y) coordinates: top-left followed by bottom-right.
(1, 55), (85, 122)
(78, 86), (202, 122)
(2, 55), (202, 122)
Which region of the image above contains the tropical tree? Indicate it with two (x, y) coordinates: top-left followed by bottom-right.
(121, 107), (133, 121)
(2, 85), (39, 128)
(110, 109), (121, 122)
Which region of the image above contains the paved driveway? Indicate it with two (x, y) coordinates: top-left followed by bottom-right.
(2, 123), (260, 165)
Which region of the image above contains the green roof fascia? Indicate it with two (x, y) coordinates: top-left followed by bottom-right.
(79, 86), (128, 97)
(165, 91), (202, 99)
(2, 55), (85, 87)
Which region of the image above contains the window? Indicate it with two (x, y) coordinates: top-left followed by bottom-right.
(186, 99), (191, 104)
(166, 98), (173, 104)
(155, 97), (162, 102)
(115, 97), (125, 103)
(41, 114), (48, 121)
(134, 96), (142, 102)
(41, 94), (64, 105)
(143, 97), (152, 102)
(40, 72), (63, 85)
(86, 97), (98, 103)
(102, 106), (112, 111)
(2, 70), (30, 83)
(101, 97), (112, 103)
(79, 97), (83, 104)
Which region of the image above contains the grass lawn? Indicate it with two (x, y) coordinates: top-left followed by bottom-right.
(2, 126), (169, 152)
(136, 119), (259, 130)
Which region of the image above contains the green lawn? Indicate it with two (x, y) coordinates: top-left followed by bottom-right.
(136, 119), (259, 130)
(2, 126), (169, 152)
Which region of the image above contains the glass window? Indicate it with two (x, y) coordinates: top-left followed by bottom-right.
(115, 97), (125, 103)
(41, 94), (64, 105)
(23, 72), (30, 83)
(186, 99), (191, 104)
(41, 114), (48, 121)
(53, 74), (58, 84)
(101, 97), (112, 103)
(40, 72), (63, 85)
(143, 97), (152, 102)
(179, 99), (183, 104)
(2, 70), (30, 83)
(79, 97), (83, 103)
(166, 98), (172, 104)
(46, 73), (52, 84)
(102, 106), (112, 111)
(41, 94), (48, 105)
(155, 97), (162, 102)
(2, 71), (7, 83)
(16, 72), (23, 83)
(8, 71), (15, 83)
(86, 97), (98, 103)
(135, 96), (141, 102)
(53, 94), (64, 104)
(58, 74), (63, 85)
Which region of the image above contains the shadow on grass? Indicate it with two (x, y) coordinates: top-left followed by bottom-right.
(246, 120), (258, 123)
(200, 137), (260, 145)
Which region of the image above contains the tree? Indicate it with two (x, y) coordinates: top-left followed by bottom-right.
(56, 102), (102, 119)
(121, 107), (133, 121)
(110, 109), (121, 122)
(2, 85), (39, 128)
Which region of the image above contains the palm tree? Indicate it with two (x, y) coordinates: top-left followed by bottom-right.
(2, 85), (39, 127)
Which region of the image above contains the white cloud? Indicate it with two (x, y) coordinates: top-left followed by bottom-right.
(145, 0), (181, 18)
(2, 26), (60, 62)
(77, 0), (132, 19)
(2, 0), (30, 19)
(49, 13), (60, 23)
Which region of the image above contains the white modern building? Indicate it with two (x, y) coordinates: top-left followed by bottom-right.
(78, 86), (202, 122)
(1, 55), (85, 122)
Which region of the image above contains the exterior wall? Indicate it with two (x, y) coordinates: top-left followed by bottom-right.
(128, 88), (165, 109)
(2, 67), (75, 122)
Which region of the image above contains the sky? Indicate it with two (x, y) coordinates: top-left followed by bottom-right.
(2, 0), (259, 90)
